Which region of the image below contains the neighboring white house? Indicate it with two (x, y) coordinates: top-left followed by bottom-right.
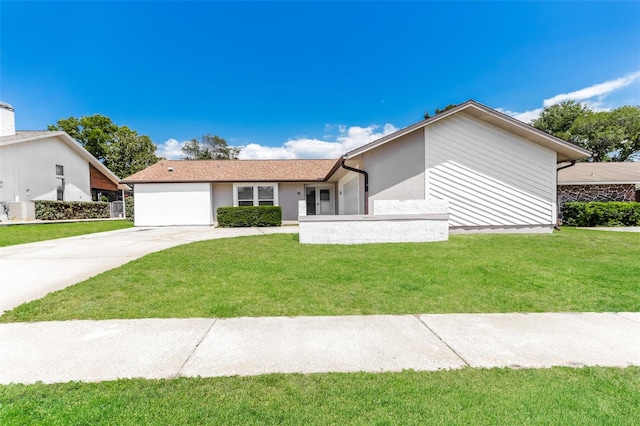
(0, 102), (128, 215)
(123, 100), (592, 232)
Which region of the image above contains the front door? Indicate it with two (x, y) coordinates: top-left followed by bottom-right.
(305, 186), (334, 215)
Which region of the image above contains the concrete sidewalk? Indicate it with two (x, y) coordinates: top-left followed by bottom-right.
(0, 226), (298, 314)
(1, 312), (638, 384)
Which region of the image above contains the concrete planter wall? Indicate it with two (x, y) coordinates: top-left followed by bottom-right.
(8, 201), (35, 221)
(298, 199), (449, 244)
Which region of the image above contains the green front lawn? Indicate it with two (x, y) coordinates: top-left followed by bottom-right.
(1, 367), (638, 425)
(2, 228), (638, 322)
(0, 220), (134, 247)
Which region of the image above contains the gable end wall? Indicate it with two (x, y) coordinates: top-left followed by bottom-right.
(0, 137), (92, 202)
(425, 113), (557, 227)
(362, 128), (426, 213)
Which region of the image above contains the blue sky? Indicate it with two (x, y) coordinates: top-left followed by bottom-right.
(2, 1), (639, 160)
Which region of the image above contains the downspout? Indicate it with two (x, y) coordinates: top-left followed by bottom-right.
(555, 160), (577, 230)
(557, 160), (577, 172)
(341, 156), (369, 214)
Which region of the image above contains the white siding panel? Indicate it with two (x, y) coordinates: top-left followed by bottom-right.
(426, 113), (556, 227)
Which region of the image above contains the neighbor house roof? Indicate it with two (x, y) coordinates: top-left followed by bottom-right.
(121, 159), (341, 183)
(0, 131), (130, 191)
(343, 100), (592, 163)
(558, 162), (640, 185)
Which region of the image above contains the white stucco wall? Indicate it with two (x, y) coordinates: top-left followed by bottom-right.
(360, 129), (426, 213)
(299, 199), (449, 244)
(279, 183), (305, 221)
(0, 136), (92, 203)
(0, 104), (15, 137)
(299, 214), (449, 244)
(211, 183), (233, 221)
(425, 112), (557, 228)
(134, 182), (213, 226)
(373, 199), (449, 215)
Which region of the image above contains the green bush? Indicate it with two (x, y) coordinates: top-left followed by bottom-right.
(562, 201), (640, 227)
(217, 206), (282, 227)
(125, 197), (134, 222)
(34, 200), (110, 220)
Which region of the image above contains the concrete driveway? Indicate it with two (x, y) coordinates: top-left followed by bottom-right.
(0, 226), (298, 314)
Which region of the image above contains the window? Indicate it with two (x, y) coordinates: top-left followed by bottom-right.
(233, 183), (278, 207)
(55, 165), (64, 200)
(258, 186), (274, 205)
(237, 186), (254, 206)
(56, 177), (65, 201)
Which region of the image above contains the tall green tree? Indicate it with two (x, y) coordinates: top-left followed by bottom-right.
(532, 102), (640, 162)
(531, 100), (591, 141)
(48, 114), (161, 177)
(609, 106), (640, 161)
(104, 127), (160, 178)
(49, 115), (118, 161)
(181, 134), (241, 160)
(569, 111), (626, 162)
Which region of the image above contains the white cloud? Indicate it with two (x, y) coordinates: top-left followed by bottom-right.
(498, 71), (640, 124)
(238, 123), (398, 160)
(513, 108), (544, 123)
(543, 71), (640, 107)
(155, 123), (399, 160)
(495, 107), (543, 123)
(238, 143), (299, 160)
(156, 138), (185, 159)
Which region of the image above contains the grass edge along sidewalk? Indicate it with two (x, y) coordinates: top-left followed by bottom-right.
(1, 367), (639, 425)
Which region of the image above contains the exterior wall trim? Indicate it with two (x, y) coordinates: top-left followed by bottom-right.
(299, 213), (449, 222)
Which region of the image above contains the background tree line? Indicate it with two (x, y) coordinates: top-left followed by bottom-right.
(49, 115), (161, 178)
(49, 115), (241, 178)
(531, 101), (640, 162)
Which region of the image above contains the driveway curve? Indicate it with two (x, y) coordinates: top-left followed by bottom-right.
(0, 226), (298, 313)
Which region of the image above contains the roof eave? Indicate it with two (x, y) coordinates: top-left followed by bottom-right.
(0, 131), (65, 146)
(559, 181), (640, 185)
(121, 178), (329, 184)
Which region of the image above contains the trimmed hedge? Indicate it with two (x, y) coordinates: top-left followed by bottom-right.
(562, 201), (640, 227)
(34, 200), (110, 220)
(125, 197), (134, 222)
(217, 206), (282, 227)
